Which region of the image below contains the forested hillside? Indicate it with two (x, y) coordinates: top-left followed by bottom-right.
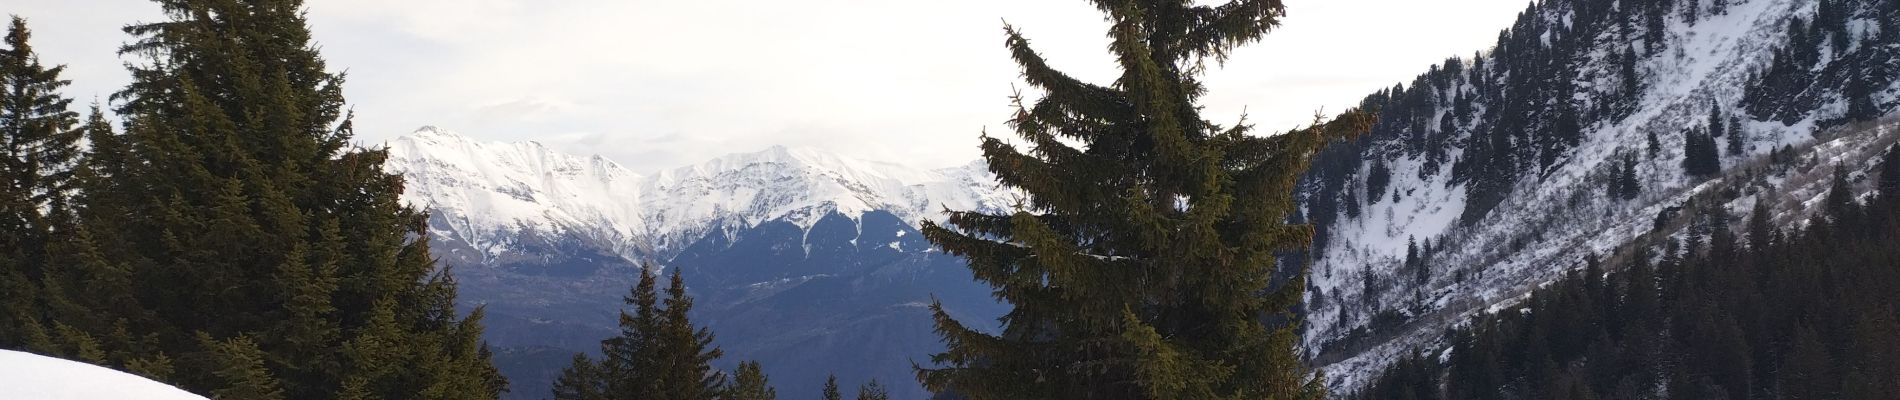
(1355, 138), (1900, 400)
(1295, 0), (1899, 387)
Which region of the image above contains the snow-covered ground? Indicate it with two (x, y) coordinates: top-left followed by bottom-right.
(0, 350), (206, 400)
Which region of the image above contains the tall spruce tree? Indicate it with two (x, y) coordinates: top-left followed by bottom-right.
(654, 269), (724, 399)
(46, 0), (508, 397)
(822, 375), (843, 400)
(725, 361), (777, 400)
(916, 1), (1372, 398)
(0, 15), (80, 353)
(856, 380), (890, 400)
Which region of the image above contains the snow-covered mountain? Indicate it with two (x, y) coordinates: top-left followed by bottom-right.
(1293, 0), (1899, 390)
(0, 350), (207, 400)
(387, 126), (1011, 265)
(384, 129), (1011, 399)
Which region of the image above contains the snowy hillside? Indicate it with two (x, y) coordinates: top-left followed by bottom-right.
(1296, 0), (1899, 390)
(386, 127), (1012, 265)
(0, 350), (206, 400)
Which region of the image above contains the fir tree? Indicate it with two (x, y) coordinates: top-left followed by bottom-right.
(1620, 45), (1642, 99)
(1707, 104), (1725, 138)
(1367, 158), (1391, 204)
(1618, 152), (1641, 200)
(1681, 128), (1720, 177)
(856, 380), (890, 400)
(653, 270), (724, 399)
(601, 266), (662, 398)
(0, 15), (80, 351)
(1725, 116), (1744, 155)
(551, 354), (604, 400)
(916, 1), (1370, 398)
(822, 375), (843, 400)
(1647, 130), (1662, 159)
(1406, 237), (1423, 285)
(726, 361), (777, 400)
(52, 0), (506, 397)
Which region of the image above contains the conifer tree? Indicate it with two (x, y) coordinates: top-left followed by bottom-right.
(1367, 158), (1391, 204)
(917, 1), (1371, 398)
(654, 270), (724, 399)
(822, 375), (843, 400)
(1880, 144), (1900, 202)
(1647, 130), (1662, 159)
(726, 361), (777, 400)
(1707, 105), (1725, 138)
(1620, 45), (1642, 98)
(0, 15), (80, 352)
(601, 266), (661, 398)
(1725, 116), (1744, 155)
(1681, 128), (1720, 177)
(1616, 152), (1642, 200)
(856, 380), (890, 400)
(551, 354), (605, 400)
(50, 0), (506, 397)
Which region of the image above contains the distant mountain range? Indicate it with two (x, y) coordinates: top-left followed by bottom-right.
(384, 128), (1013, 399)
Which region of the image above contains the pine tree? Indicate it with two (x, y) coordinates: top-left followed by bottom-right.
(1618, 152), (1641, 200)
(551, 354), (604, 400)
(1647, 130), (1662, 159)
(601, 266), (662, 398)
(653, 270), (724, 399)
(822, 375), (843, 400)
(856, 380), (890, 400)
(0, 15), (81, 351)
(59, 0), (505, 397)
(1620, 45), (1642, 98)
(1725, 116), (1743, 155)
(1707, 104), (1725, 138)
(1368, 158), (1392, 204)
(1682, 0), (1700, 25)
(1406, 237), (1424, 285)
(203, 335), (286, 400)
(916, 1), (1370, 398)
(1681, 128), (1720, 177)
(1778, 325), (1834, 400)
(1880, 144), (1900, 203)
(726, 361), (777, 400)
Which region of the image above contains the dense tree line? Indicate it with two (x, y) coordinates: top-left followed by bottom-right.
(1356, 146), (1900, 400)
(0, 1), (507, 398)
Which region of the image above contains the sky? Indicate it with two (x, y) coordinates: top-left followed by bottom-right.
(11, 0), (1529, 172)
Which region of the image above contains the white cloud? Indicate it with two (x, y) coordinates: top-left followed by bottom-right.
(14, 0), (1526, 171)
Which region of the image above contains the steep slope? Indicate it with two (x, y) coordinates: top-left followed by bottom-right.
(384, 130), (1012, 399)
(1293, 0), (1900, 390)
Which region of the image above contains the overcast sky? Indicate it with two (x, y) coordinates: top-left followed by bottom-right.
(13, 0), (1527, 172)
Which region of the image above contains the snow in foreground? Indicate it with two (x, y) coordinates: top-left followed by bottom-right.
(0, 350), (206, 400)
